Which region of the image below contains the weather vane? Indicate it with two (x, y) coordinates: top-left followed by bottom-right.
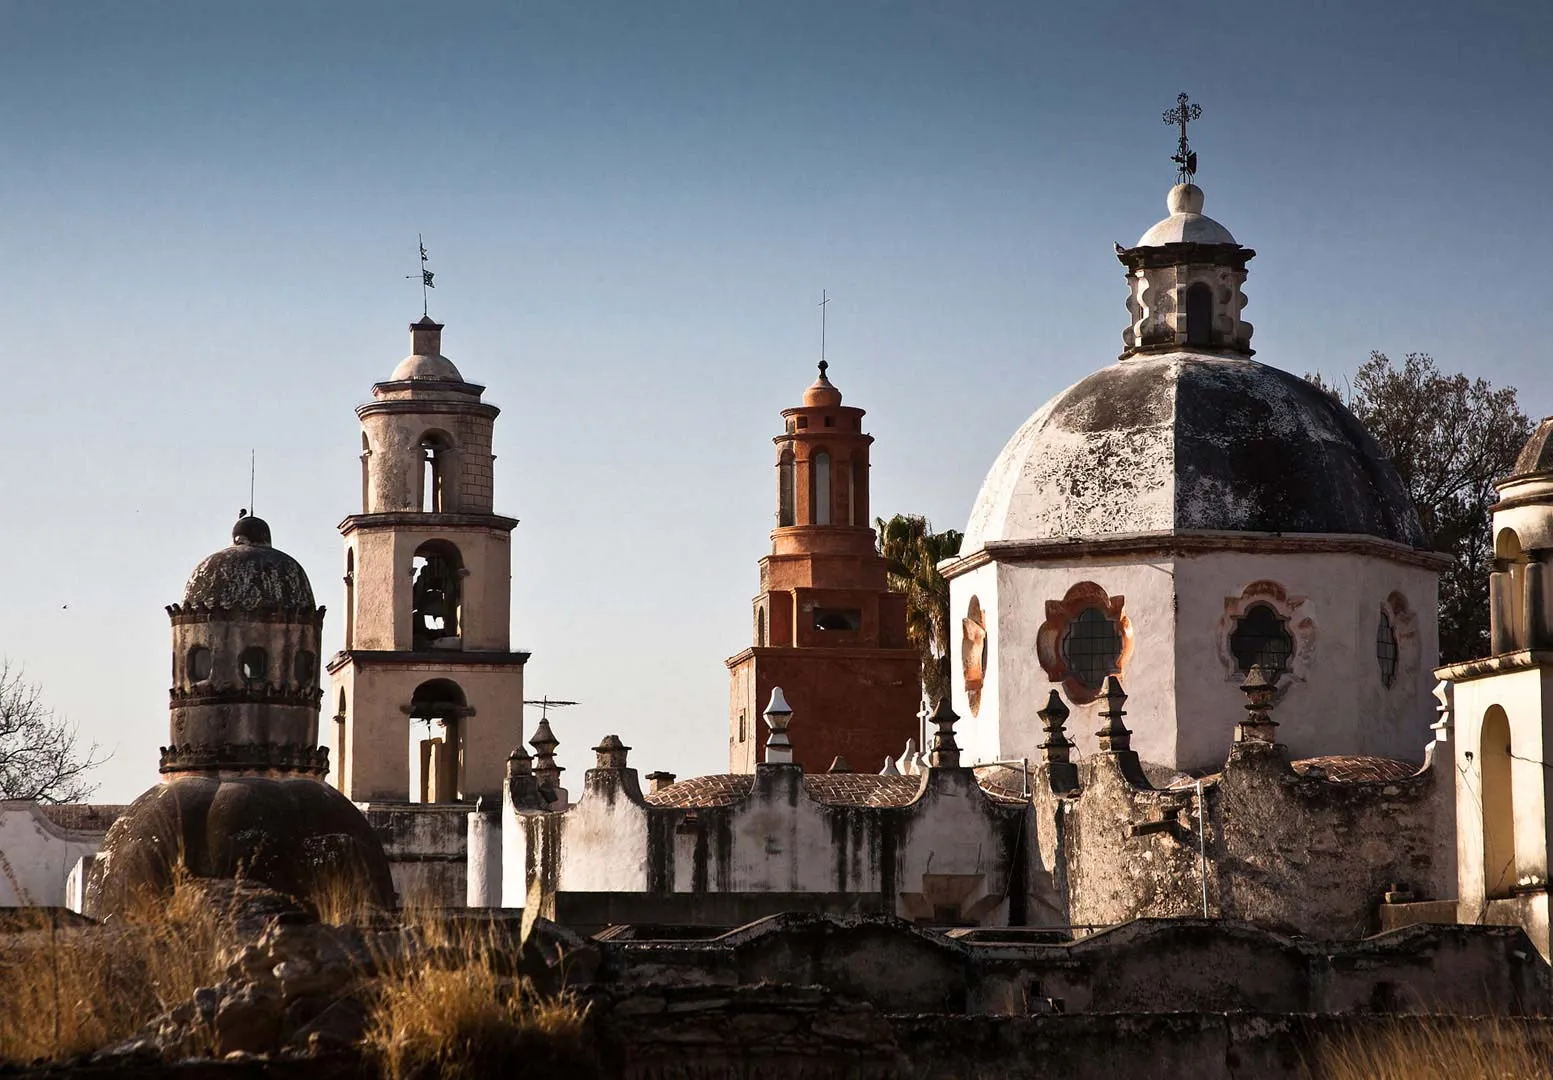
(407, 234), (435, 317)
(818, 289), (831, 375)
(1162, 92), (1201, 184)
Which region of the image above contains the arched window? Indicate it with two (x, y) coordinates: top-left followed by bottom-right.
(1061, 607), (1122, 690)
(239, 647), (268, 683)
(813, 452), (832, 525)
(360, 432), (371, 511)
(1376, 611), (1398, 688)
(757, 607), (767, 647)
(1230, 603), (1293, 676)
(1482, 706), (1516, 899)
(344, 548), (356, 649)
(187, 646), (212, 683)
(411, 540), (463, 651)
(419, 431), (454, 513)
(778, 450), (795, 527)
(334, 689), (348, 790)
(1185, 282), (1213, 348)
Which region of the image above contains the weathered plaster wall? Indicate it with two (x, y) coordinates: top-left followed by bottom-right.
(363, 802), (470, 908)
(503, 762), (1029, 925)
(345, 524), (513, 653)
(0, 803), (116, 906)
(949, 560), (999, 768)
(1174, 551), (1438, 770)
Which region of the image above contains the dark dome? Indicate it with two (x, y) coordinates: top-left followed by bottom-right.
(86, 775), (395, 917)
(964, 353), (1426, 550)
(1509, 417), (1553, 480)
(183, 515), (316, 611)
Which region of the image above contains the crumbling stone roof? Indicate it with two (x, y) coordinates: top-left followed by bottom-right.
(1289, 755), (1420, 783)
(34, 803), (127, 833)
(645, 772), (1025, 809)
(181, 517), (317, 612)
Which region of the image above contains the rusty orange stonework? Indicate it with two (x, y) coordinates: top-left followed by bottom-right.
(724, 365), (921, 775)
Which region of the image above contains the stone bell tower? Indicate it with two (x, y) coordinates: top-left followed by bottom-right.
(724, 362), (920, 773)
(327, 317), (528, 804)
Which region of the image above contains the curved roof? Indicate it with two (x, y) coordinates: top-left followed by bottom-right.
(390, 352), (464, 382)
(646, 773), (923, 808)
(963, 352), (1426, 551)
(1508, 417), (1553, 480)
(1134, 184), (1237, 247)
(182, 516), (317, 611)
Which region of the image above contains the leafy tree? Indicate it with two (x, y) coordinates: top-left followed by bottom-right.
(876, 514), (963, 707)
(1307, 353), (1533, 663)
(0, 662), (105, 802)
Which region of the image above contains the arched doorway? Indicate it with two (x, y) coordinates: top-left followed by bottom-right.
(409, 679), (469, 803)
(1481, 706), (1516, 900)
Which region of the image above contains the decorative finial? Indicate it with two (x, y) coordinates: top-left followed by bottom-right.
(1162, 92), (1202, 184)
(928, 697), (961, 769)
(592, 734), (631, 769)
(1095, 676), (1132, 753)
(1038, 689), (1074, 765)
(407, 234), (435, 318)
(763, 687), (795, 765)
(1235, 664), (1280, 744)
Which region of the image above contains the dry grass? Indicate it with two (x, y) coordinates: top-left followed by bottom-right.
(1303, 1016), (1553, 1079)
(364, 906), (592, 1080)
(0, 871), (243, 1063)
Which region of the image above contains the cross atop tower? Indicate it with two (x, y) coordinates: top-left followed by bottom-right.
(818, 289), (832, 368)
(1162, 92), (1202, 184)
(407, 235), (435, 317)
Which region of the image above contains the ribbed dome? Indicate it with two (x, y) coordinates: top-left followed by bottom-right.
(1509, 417), (1553, 480)
(182, 515), (317, 611)
(963, 353), (1426, 551)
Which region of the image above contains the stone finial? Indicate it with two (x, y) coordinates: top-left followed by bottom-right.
(828, 755), (852, 773)
(897, 738), (919, 777)
(645, 770), (677, 794)
(1037, 689), (1074, 764)
(1235, 664), (1280, 743)
(592, 734), (630, 770)
(531, 717), (564, 789)
(928, 697), (961, 769)
(764, 687), (795, 765)
(1095, 676), (1132, 753)
(507, 745), (534, 778)
(879, 755), (901, 776)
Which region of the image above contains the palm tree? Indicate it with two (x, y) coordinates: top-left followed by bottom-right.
(876, 514), (963, 708)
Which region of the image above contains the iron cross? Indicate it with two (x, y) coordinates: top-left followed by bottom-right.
(818, 289), (831, 368)
(1162, 92), (1202, 184)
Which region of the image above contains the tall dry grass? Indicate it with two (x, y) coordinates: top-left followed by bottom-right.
(0, 870), (243, 1063)
(364, 904), (592, 1080)
(1302, 1016), (1553, 1079)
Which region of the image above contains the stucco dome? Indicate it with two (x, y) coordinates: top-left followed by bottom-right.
(802, 363), (843, 407)
(962, 352), (1426, 552)
(87, 774), (395, 916)
(1134, 184), (1237, 247)
(182, 515), (317, 611)
(1509, 417), (1553, 480)
(390, 351), (464, 382)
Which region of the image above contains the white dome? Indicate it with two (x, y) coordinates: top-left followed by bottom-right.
(962, 353), (1425, 553)
(1134, 184), (1237, 247)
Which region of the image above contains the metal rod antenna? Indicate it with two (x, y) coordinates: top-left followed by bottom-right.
(818, 289), (831, 363)
(249, 450), (255, 515)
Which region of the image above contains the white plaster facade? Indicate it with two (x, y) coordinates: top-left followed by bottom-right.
(0, 802), (118, 907)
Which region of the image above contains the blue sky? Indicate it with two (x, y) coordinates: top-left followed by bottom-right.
(1, 1), (1549, 802)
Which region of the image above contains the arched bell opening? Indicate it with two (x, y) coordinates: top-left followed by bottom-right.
(1481, 705), (1517, 900)
(418, 430), (455, 513)
(411, 540), (464, 651)
(408, 678), (471, 803)
(1184, 281), (1213, 348)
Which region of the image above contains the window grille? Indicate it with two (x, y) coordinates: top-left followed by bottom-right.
(1061, 606), (1122, 690)
(1230, 602), (1293, 676)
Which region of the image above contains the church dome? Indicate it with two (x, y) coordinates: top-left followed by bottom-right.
(389, 316), (464, 381)
(1508, 417), (1553, 481)
(1135, 184), (1237, 247)
(182, 514), (317, 611)
(962, 352), (1426, 551)
(802, 362), (843, 407)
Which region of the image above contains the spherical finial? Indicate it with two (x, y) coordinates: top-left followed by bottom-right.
(231, 512), (272, 547)
(1167, 184), (1205, 216)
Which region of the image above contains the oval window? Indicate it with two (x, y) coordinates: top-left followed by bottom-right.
(239, 647), (268, 683)
(1061, 606), (1122, 690)
(188, 646), (213, 682)
(294, 650), (317, 685)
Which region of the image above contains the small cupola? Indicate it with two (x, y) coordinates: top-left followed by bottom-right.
(1117, 94), (1255, 359)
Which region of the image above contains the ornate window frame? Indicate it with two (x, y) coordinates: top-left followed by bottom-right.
(1217, 580), (1315, 694)
(1037, 582), (1133, 706)
(962, 595), (988, 716)
(1378, 590), (1418, 693)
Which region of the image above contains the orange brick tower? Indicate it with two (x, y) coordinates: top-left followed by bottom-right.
(725, 362), (921, 773)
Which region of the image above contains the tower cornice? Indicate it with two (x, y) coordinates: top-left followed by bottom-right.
(338, 512), (519, 535)
(357, 396), (499, 420)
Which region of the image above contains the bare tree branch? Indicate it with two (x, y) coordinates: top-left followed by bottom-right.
(0, 661), (110, 803)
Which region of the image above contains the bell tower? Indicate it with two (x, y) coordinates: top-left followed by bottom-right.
(724, 363), (920, 773)
(327, 317), (528, 804)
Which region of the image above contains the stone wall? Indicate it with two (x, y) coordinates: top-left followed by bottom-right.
(363, 802), (469, 907)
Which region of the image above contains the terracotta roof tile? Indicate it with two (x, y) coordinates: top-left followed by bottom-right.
(1290, 755), (1420, 783)
(644, 773), (924, 809)
(35, 804), (128, 832)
